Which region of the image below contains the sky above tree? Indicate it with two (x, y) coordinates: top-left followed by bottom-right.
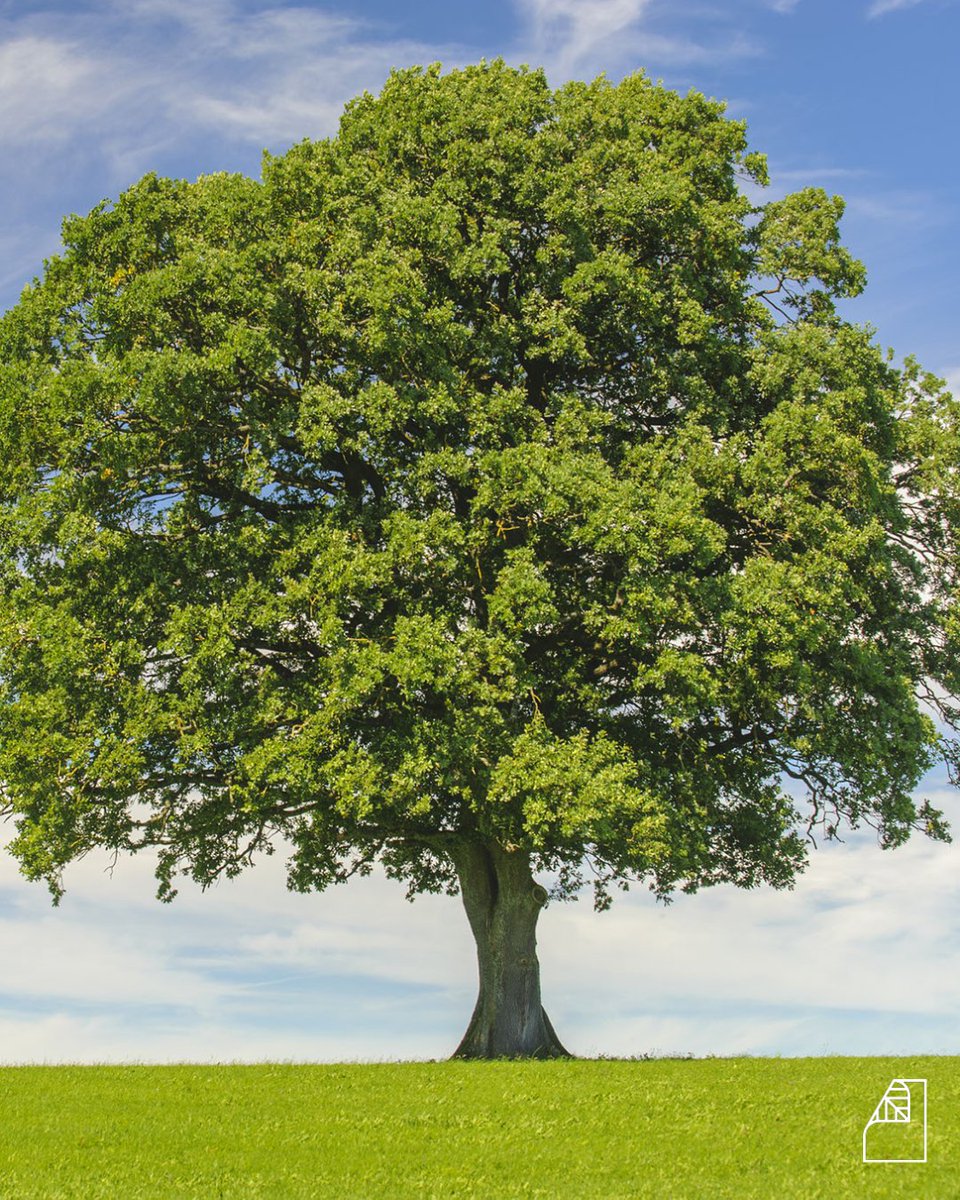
(1, 0), (958, 1063)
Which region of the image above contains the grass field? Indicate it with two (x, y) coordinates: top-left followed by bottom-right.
(0, 1057), (953, 1198)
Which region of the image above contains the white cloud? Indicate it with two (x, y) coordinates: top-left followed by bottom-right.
(0, 2), (466, 311)
(773, 166), (868, 184)
(0, 227), (62, 299)
(842, 188), (949, 231)
(941, 367), (960, 397)
(0, 910), (220, 1010)
(118, 0), (357, 56)
(0, 830), (477, 1061)
(513, 0), (759, 79)
(0, 4), (457, 161)
(544, 834), (960, 1029)
(145, 6), (437, 145)
(743, 164), (871, 209)
(867, 0), (927, 16)
(521, 0), (655, 56)
(0, 1012), (445, 1065)
(2, 815), (959, 1062)
(0, 36), (110, 145)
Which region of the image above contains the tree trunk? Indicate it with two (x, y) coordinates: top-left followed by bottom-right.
(450, 839), (571, 1059)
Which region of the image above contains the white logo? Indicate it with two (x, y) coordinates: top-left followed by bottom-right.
(862, 1078), (928, 1164)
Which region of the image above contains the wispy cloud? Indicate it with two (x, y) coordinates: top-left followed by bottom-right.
(941, 367), (960, 397)
(519, 0), (655, 62)
(773, 166), (869, 183)
(3, 806), (959, 1061)
(0, 2), (463, 309)
(0, 35), (111, 146)
(844, 187), (950, 230)
(0, 831), (474, 1062)
(513, 0), (759, 79)
(0, 3), (452, 154)
(867, 0), (927, 16)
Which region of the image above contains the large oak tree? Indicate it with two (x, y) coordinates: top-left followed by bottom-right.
(2, 62), (958, 1058)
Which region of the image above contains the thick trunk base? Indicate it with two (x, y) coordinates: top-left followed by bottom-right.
(451, 840), (571, 1060)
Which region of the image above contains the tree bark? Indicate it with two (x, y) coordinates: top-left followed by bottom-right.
(450, 839), (571, 1059)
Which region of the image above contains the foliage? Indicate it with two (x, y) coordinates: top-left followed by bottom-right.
(0, 60), (955, 910)
(0, 1059), (953, 1198)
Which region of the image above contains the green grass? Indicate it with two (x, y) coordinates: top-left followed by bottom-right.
(0, 1057), (953, 1198)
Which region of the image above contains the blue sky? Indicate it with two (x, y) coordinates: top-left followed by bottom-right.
(1, 0), (959, 1063)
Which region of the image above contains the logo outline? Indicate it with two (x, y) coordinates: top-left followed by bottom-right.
(862, 1078), (927, 1164)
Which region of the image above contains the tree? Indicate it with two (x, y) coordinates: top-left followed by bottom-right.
(1, 61), (957, 1059)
